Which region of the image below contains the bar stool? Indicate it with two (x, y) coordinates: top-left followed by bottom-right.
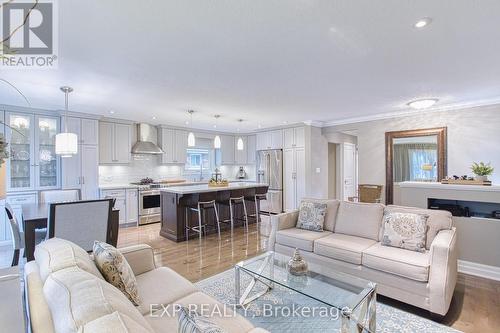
(185, 192), (220, 240)
(245, 186), (269, 229)
(216, 189), (249, 233)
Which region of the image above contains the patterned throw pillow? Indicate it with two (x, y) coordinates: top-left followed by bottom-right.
(381, 212), (429, 252)
(93, 241), (141, 305)
(178, 307), (225, 333)
(296, 201), (327, 232)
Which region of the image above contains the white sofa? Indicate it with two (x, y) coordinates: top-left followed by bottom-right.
(269, 200), (457, 316)
(24, 238), (268, 333)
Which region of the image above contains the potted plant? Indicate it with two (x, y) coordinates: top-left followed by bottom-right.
(471, 162), (494, 181)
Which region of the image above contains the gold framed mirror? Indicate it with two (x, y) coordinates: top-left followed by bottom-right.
(385, 127), (447, 204)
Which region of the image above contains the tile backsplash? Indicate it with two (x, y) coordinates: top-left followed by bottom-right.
(99, 155), (256, 184)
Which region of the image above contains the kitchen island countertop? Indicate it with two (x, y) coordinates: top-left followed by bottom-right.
(160, 182), (268, 195)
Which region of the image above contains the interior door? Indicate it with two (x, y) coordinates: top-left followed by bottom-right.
(342, 143), (357, 200)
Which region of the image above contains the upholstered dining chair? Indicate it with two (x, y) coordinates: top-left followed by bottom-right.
(47, 199), (113, 252)
(40, 189), (81, 203)
(4, 203), (46, 266)
(348, 184), (383, 203)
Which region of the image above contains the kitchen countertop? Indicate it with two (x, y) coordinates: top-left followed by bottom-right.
(160, 182), (268, 195)
(99, 179), (256, 190)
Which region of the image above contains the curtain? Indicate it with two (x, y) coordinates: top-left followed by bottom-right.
(393, 143), (437, 182)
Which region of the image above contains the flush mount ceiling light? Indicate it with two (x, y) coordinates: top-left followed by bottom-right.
(407, 98), (438, 109)
(187, 110), (196, 147)
(414, 17), (432, 29)
(55, 86), (78, 157)
(236, 119), (244, 151)
(213, 115), (221, 149)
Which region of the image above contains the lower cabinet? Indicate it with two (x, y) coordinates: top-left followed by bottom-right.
(100, 188), (138, 225)
(283, 147), (306, 211)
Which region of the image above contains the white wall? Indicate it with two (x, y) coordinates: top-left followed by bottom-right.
(305, 126), (329, 198)
(323, 104), (500, 202)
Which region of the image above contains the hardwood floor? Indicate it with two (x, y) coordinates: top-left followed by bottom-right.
(1, 221), (499, 332)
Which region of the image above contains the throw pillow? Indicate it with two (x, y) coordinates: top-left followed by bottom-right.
(381, 212), (429, 252)
(296, 201), (327, 232)
(178, 307), (225, 333)
(93, 241), (141, 305)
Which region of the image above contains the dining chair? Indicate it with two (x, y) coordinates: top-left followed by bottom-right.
(47, 199), (113, 252)
(4, 203), (45, 266)
(348, 184), (383, 203)
(40, 189), (81, 203)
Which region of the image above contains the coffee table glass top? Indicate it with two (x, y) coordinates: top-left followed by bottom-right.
(236, 251), (376, 311)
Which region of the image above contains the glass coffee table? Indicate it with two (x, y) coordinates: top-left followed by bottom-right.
(235, 251), (376, 333)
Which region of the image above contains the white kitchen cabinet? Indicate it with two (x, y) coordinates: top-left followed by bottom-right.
(63, 117), (98, 145)
(283, 147), (305, 211)
(284, 127), (305, 149)
(270, 130), (283, 149)
(99, 122), (132, 164)
(159, 128), (188, 164)
(126, 189), (138, 224)
(100, 189), (127, 224)
(234, 136), (247, 165)
(256, 132), (271, 151)
(62, 144), (99, 200)
(256, 130), (283, 150)
(220, 135), (235, 165)
(81, 119), (99, 145)
(174, 130), (188, 164)
(6, 112), (60, 192)
(246, 135), (256, 164)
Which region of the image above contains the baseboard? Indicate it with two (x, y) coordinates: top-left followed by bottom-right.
(458, 260), (500, 281)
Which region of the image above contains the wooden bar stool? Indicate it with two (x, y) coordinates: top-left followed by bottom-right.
(245, 186), (269, 229)
(217, 189), (249, 233)
(185, 192), (220, 240)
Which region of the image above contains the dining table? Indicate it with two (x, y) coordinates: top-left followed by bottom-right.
(22, 203), (120, 261)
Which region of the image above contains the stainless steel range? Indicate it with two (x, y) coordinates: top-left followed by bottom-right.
(131, 179), (168, 225)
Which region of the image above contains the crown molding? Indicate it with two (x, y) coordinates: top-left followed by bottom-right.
(322, 98), (500, 127)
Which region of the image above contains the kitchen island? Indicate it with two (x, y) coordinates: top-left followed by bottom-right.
(159, 182), (269, 241)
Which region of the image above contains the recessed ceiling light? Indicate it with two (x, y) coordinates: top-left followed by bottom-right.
(109, 110), (115, 114)
(414, 18), (432, 29)
(185, 121), (189, 125)
(407, 98), (438, 109)
(152, 116), (156, 120)
(258, 124), (262, 129)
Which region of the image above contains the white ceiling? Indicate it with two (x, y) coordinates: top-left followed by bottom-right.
(1, 0), (500, 132)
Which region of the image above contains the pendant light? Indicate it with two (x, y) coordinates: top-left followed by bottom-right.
(55, 86), (78, 157)
(213, 115), (221, 149)
(187, 110), (195, 147)
(236, 119), (244, 150)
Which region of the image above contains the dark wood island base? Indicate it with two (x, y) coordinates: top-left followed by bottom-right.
(159, 183), (269, 242)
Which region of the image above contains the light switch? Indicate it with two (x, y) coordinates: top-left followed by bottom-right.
(315, 168), (321, 173)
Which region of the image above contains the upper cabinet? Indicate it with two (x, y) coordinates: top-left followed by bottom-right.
(6, 112), (60, 191)
(63, 117), (99, 146)
(158, 128), (188, 164)
(99, 121), (132, 164)
(246, 135), (256, 164)
(234, 136), (247, 165)
(220, 135), (235, 165)
(256, 129), (283, 150)
(283, 126), (305, 149)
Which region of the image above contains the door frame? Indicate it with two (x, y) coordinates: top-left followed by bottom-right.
(337, 142), (358, 201)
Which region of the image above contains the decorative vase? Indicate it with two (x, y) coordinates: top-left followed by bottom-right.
(475, 175), (488, 182)
(287, 248), (308, 276)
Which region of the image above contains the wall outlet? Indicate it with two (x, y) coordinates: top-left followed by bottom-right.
(315, 167), (321, 173)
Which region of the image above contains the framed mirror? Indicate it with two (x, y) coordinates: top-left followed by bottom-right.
(385, 127), (447, 204)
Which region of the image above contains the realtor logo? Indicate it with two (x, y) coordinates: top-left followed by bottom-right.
(1, 0), (58, 68)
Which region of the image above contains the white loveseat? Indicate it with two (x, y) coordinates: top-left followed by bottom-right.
(24, 238), (268, 333)
(269, 200), (457, 316)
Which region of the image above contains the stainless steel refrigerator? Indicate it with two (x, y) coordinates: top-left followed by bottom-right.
(257, 149), (283, 214)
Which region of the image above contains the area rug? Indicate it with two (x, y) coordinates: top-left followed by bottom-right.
(196, 269), (461, 333)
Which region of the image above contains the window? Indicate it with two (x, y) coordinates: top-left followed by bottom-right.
(185, 149), (210, 171)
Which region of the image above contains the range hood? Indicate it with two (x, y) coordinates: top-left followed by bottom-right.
(131, 123), (164, 155)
